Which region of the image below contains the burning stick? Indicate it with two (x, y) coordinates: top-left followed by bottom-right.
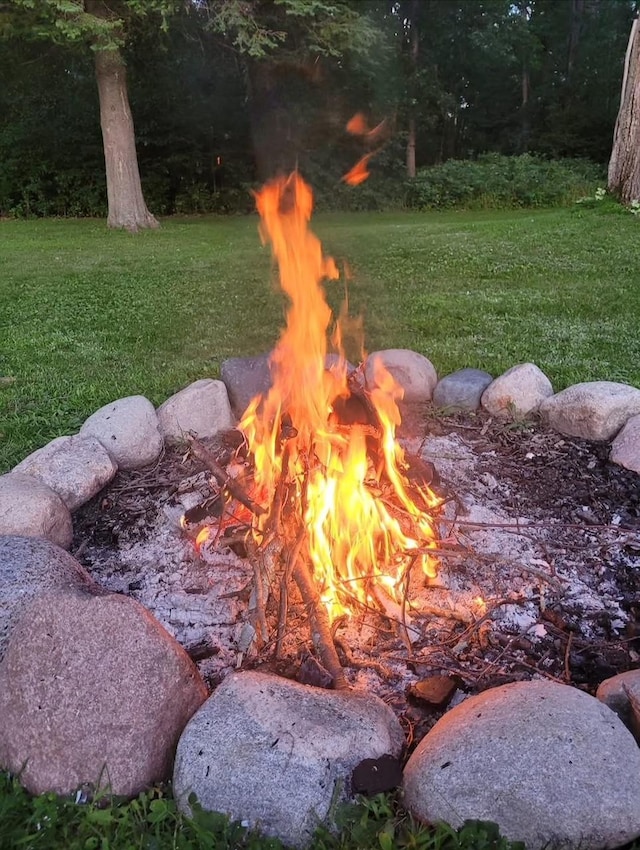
(187, 435), (267, 518)
(292, 554), (349, 691)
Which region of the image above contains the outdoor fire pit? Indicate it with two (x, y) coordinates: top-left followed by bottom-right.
(1, 169), (640, 850)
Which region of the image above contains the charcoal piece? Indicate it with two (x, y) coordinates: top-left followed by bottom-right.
(296, 653), (333, 689)
(408, 675), (457, 709)
(351, 754), (403, 795)
(405, 454), (439, 488)
(182, 495), (224, 526)
(331, 393), (375, 428)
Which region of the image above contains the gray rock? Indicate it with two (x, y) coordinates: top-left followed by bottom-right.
(433, 369), (493, 412)
(13, 434), (117, 510)
(0, 588), (208, 797)
(173, 671), (404, 847)
(0, 473), (73, 549)
(79, 395), (163, 469)
(220, 354), (272, 419)
(157, 379), (235, 442)
(481, 363), (553, 418)
(597, 669), (640, 730)
(610, 414), (640, 472)
(364, 349), (437, 403)
(0, 535), (100, 662)
(539, 381), (640, 441)
(403, 680), (640, 850)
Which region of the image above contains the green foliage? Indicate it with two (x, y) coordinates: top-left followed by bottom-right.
(314, 793), (524, 850)
(0, 774), (534, 850)
(406, 154), (604, 210)
(0, 772), (284, 849)
(6, 0), (181, 50)
(205, 0), (381, 60)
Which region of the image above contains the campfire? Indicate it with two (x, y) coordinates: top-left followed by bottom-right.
(180, 172), (443, 689)
(71, 164), (638, 712)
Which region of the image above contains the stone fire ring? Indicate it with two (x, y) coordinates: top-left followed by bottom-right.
(1, 349), (640, 850)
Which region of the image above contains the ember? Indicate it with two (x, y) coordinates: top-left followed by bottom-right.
(182, 172), (443, 684)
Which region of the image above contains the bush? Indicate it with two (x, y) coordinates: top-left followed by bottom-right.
(406, 154), (604, 211)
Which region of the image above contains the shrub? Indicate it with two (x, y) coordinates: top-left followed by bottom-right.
(406, 154), (604, 211)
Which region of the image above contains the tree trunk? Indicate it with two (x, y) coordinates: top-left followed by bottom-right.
(608, 17), (640, 204)
(567, 0), (585, 80)
(93, 46), (158, 231)
(406, 0), (419, 178)
(406, 116), (417, 179)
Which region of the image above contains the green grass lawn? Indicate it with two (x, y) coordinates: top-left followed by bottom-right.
(2, 205), (640, 472)
(2, 205), (640, 845)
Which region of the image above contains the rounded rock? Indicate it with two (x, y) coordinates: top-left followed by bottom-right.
(0, 472), (73, 549)
(157, 379), (235, 442)
(597, 669), (640, 729)
(433, 368), (493, 412)
(0, 588), (208, 797)
(173, 670), (404, 847)
(403, 680), (640, 849)
(481, 363), (553, 418)
(13, 434), (117, 510)
(539, 382), (640, 441)
(79, 395), (163, 469)
(0, 535), (100, 662)
(220, 354), (272, 419)
(364, 349), (437, 403)
(610, 413), (640, 472)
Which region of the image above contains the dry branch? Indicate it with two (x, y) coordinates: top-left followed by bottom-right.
(292, 556), (350, 691)
(188, 435), (266, 517)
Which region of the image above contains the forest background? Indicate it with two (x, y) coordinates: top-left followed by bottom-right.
(1, 0), (639, 223)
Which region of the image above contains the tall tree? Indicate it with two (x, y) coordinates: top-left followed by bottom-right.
(4, 0), (178, 231)
(608, 14), (640, 204)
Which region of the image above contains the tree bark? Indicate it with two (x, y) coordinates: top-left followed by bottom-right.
(608, 17), (640, 204)
(93, 46), (158, 231)
(405, 0), (420, 178)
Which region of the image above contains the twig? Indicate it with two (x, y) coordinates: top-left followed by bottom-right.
(563, 631), (573, 683)
(334, 638), (401, 682)
(188, 435), (267, 517)
(276, 529), (306, 659)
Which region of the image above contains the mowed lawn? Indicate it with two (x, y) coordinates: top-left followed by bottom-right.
(2, 205), (639, 471)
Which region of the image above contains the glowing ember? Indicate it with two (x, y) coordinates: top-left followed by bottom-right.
(239, 171), (440, 620)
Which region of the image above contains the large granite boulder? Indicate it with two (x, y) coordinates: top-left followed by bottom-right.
(403, 680), (640, 850)
(0, 473), (73, 549)
(364, 349), (437, 403)
(79, 395), (163, 469)
(539, 382), (640, 441)
(157, 379), (235, 442)
(13, 434), (117, 510)
(0, 535), (100, 662)
(481, 363), (553, 418)
(0, 589), (208, 797)
(173, 671), (404, 847)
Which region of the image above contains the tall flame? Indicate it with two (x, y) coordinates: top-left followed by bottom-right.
(240, 172), (439, 620)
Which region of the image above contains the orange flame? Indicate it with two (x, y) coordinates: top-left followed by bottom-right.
(239, 172), (439, 620)
(342, 153), (374, 186)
